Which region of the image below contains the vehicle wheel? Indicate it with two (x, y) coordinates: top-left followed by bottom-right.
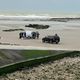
(50, 39), (53, 44)
(48, 39), (50, 43)
(27, 36), (29, 39)
(33, 37), (35, 39)
(42, 39), (45, 43)
(55, 40), (59, 44)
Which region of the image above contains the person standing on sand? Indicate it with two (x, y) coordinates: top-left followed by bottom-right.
(36, 31), (40, 39)
(54, 34), (60, 43)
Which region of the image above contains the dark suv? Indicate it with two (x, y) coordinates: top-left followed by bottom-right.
(42, 34), (60, 44)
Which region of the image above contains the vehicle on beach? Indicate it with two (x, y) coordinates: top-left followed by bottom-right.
(42, 34), (60, 44)
(19, 31), (39, 39)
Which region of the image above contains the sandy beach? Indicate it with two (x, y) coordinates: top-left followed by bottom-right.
(0, 20), (80, 51)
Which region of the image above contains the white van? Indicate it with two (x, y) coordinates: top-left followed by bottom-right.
(19, 31), (39, 39)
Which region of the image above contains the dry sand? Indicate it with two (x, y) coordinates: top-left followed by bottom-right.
(0, 21), (80, 51)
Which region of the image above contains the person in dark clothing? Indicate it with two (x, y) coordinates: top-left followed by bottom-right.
(32, 32), (36, 39)
(54, 34), (60, 44)
(36, 31), (40, 39)
(24, 32), (26, 38)
(19, 32), (23, 39)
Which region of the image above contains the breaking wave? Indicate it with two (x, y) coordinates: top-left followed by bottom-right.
(0, 14), (52, 21)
